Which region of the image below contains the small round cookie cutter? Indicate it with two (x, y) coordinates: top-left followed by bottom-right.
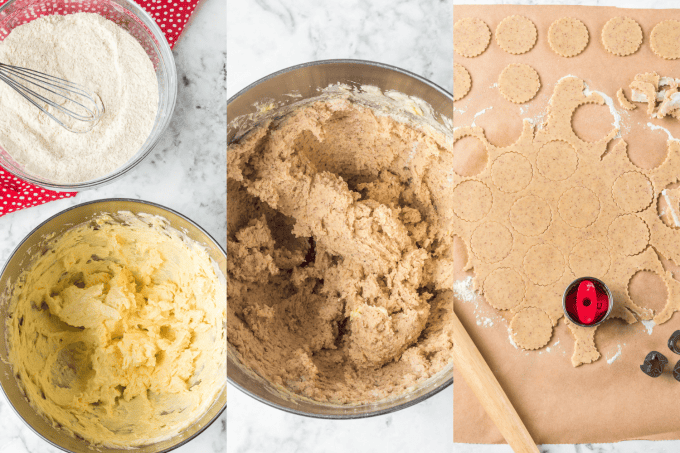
(562, 276), (614, 327)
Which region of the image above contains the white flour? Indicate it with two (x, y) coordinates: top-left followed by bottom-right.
(0, 13), (159, 183)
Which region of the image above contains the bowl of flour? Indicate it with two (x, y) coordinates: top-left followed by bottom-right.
(0, 0), (177, 189)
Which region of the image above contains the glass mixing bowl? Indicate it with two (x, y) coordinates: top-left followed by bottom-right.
(0, 199), (226, 453)
(0, 0), (177, 191)
(227, 59), (453, 419)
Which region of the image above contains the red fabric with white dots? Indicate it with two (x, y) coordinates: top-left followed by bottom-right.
(0, 0), (201, 217)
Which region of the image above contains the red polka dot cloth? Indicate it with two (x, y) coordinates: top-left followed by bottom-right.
(0, 0), (202, 217)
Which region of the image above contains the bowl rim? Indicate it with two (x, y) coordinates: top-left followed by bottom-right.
(0, 0), (178, 192)
(0, 198), (226, 452)
(227, 58), (453, 419)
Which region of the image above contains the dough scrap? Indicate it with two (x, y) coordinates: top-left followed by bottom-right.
(601, 16), (643, 56)
(626, 72), (680, 120)
(548, 17), (589, 57)
(616, 88), (637, 111)
(454, 75), (680, 367)
(650, 20), (680, 60)
(454, 63), (472, 102)
(454, 17), (491, 58)
(510, 307), (553, 350)
(471, 221), (513, 264)
(495, 15), (537, 55)
(498, 63), (541, 104)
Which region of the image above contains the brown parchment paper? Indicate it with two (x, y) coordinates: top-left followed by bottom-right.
(454, 4), (680, 445)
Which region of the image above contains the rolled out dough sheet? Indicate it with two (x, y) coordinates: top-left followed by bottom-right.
(454, 4), (680, 444)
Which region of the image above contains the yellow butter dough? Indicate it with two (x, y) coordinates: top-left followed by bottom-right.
(454, 62), (472, 101)
(454, 17), (491, 58)
(498, 63), (540, 104)
(6, 212), (227, 447)
(495, 15), (537, 55)
(650, 19), (680, 60)
(453, 76), (680, 367)
(227, 98), (453, 404)
(549, 17), (589, 57)
(602, 16), (643, 56)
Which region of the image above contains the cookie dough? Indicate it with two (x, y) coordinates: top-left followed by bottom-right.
(495, 15), (537, 55)
(548, 17), (589, 57)
(227, 98), (453, 403)
(6, 213), (227, 447)
(650, 19), (680, 60)
(498, 63), (540, 104)
(453, 76), (680, 367)
(454, 17), (491, 58)
(454, 63), (472, 101)
(601, 16), (643, 56)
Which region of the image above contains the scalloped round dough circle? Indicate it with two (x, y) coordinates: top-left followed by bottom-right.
(509, 195), (551, 236)
(495, 15), (537, 55)
(484, 267), (525, 311)
(510, 307), (553, 350)
(491, 152), (533, 193)
(536, 140), (578, 181)
(523, 243), (565, 286)
(612, 171), (654, 213)
(498, 63), (540, 104)
(453, 135), (488, 177)
(569, 239), (611, 277)
(454, 18), (491, 58)
(549, 17), (589, 57)
(608, 214), (649, 256)
(602, 16), (643, 56)
(452, 180), (492, 221)
(650, 20), (680, 60)
(454, 63), (472, 101)
(558, 186), (600, 228)
(471, 222), (513, 264)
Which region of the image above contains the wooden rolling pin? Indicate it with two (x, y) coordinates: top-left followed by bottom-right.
(453, 309), (539, 453)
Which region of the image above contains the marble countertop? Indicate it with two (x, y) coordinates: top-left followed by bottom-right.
(0, 0), (226, 451)
(454, 0), (680, 452)
(227, 1), (452, 452)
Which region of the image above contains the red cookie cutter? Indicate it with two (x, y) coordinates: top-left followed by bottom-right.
(563, 276), (613, 327)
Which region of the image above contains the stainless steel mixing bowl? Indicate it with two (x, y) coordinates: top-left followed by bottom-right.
(0, 199), (226, 452)
(227, 59), (453, 419)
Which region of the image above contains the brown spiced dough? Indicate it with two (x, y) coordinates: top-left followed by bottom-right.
(227, 100), (453, 403)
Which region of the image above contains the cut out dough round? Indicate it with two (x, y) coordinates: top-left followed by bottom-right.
(609, 214), (649, 256)
(650, 20), (680, 60)
(454, 18), (491, 58)
(452, 180), (492, 222)
(549, 17), (589, 57)
(509, 195), (551, 236)
(498, 63), (540, 104)
(454, 63), (472, 102)
(495, 15), (537, 55)
(612, 171), (653, 213)
(602, 16), (643, 56)
(491, 152), (533, 193)
(569, 239), (610, 277)
(536, 140), (578, 181)
(524, 243), (565, 286)
(453, 135), (488, 177)
(558, 186), (600, 228)
(484, 268), (524, 311)
(471, 222), (513, 264)
(510, 307), (553, 350)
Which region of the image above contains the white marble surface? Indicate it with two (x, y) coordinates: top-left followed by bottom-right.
(454, 0), (680, 452)
(0, 0), (226, 451)
(226, 1), (452, 452)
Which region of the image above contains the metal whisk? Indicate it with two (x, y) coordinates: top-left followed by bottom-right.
(0, 62), (104, 133)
